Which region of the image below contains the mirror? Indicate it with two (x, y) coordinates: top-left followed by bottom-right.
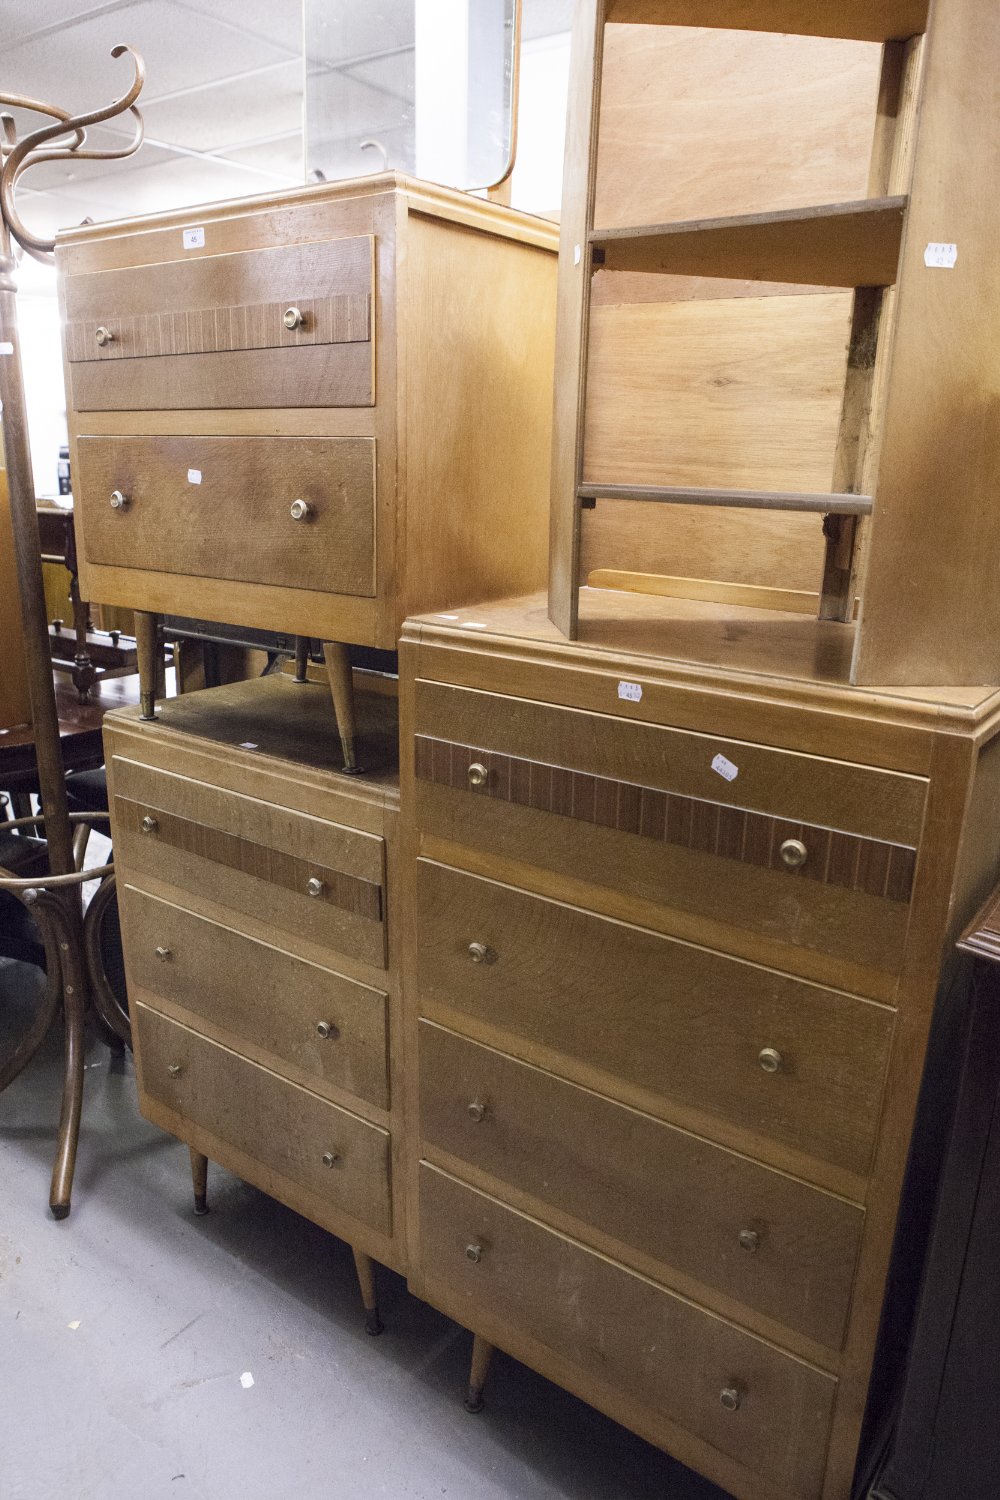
(304, 0), (520, 192)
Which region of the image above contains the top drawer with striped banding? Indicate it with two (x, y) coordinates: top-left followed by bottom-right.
(412, 682), (928, 990)
(63, 235), (374, 411)
(110, 755), (387, 970)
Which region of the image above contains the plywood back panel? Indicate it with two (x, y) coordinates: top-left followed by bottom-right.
(583, 291), (852, 492)
(595, 25), (883, 230)
(0, 461), (31, 732)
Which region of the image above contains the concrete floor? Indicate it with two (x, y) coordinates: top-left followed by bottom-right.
(0, 959), (733, 1500)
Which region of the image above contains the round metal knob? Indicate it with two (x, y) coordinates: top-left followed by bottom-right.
(321, 1150), (340, 1169)
(465, 1243), (483, 1264)
(467, 762), (488, 788)
(467, 1100), (488, 1123)
(738, 1229), (760, 1254)
(316, 1021), (338, 1040)
(758, 1047), (784, 1075)
(720, 1386), (743, 1413)
(166, 1063), (183, 1078)
(154, 946), (172, 962)
(95, 325), (114, 346)
(468, 942), (490, 964)
(141, 815), (158, 834)
(779, 838), (808, 870)
(283, 305), (305, 330)
(290, 498), (313, 522)
(307, 876), (326, 898)
(109, 489), (129, 511)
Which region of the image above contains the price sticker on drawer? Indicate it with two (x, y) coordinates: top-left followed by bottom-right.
(617, 680), (642, 703)
(711, 752), (739, 782)
(924, 241), (958, 269)
(182, 225), (205, 250)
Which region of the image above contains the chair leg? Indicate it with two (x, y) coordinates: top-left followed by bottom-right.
(189, 1147), (209, 1216)
(465, 1333), (494, 1413)
(135, 610), (160, 720)
(351, 1247), (384, 1335)
(323, 642), (360, 774)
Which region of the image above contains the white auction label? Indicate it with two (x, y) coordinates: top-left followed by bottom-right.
(187, 468), (202, 485)
(0, 341), (13, 354)
(711, 753), (739, 782)
(182, 226), (205, 250)
(924, 241), (958, 269)
(617, 680), (642, 703)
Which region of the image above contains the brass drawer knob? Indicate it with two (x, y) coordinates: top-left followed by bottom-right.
(467, 762), (488, 788)
(321, 1150), (341, 1169)
(720, 1385), (743, 1413)
(154, 945), (172, 962)
(306, 876), (326, 898)
(141, 815), (159, 834)
(109, 489), (130, 511)
(468, 942), (491, 964)
(738, 1229), (760, 1254)
(465, 1242), (483, 1264)
(290, 498), (313, 522)
(758, 1047), (784, 1075)
(316, 1020), (338, 1040)
(166, 1062), (183, 1078)
(467, 1100), (488, 1123)
(283, 305), (305, 330)
(95, 325), (114, 346)
(779, 837), (808, 870)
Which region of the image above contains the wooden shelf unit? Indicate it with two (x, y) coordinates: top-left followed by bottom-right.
(551, 0), (1000, 686)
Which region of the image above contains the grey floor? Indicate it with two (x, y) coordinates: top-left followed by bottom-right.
(0, 958), (732, 1500)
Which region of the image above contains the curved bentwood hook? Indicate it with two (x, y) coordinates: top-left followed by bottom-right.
(0, 44), (145, 261)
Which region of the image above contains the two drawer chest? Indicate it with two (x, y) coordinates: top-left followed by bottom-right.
(106, 671), (403, 1329)
(57, 174), (558, 764)
(398, 588), (1000, 1500)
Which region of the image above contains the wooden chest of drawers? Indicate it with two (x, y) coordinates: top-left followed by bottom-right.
(105, 671), (404, 1276)
(56, 174), (558, 650)
(398, 590), (1000, 1500)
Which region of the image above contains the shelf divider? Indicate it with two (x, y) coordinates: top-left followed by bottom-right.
(604, 0), (928, 44)
(578, 484), (874, 516)
(590, 197), (907, 288)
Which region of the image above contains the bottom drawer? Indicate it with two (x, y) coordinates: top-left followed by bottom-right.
(137, 1003), (391, 1235)
(419, 1164), (835, 1500)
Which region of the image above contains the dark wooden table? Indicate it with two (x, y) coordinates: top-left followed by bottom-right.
(0, 671), (139, 794)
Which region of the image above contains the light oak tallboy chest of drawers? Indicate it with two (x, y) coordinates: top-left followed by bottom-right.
(398, 589), (1000, 1500)
(105, 673), (404, 1328)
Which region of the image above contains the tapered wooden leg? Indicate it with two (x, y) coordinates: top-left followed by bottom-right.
(135, 611), (160, 720)
(293, 635), (310, 683)
(323, 641), (360, 774)
(189, 1147), (209, 1216)
(351, 1247), (383, 1335)
(465, 1333), (494, 1413)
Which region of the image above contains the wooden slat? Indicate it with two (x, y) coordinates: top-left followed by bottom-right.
(605, 0), (928, 43)
(590, 197), (906, 288)
(578, 483), (873, 515)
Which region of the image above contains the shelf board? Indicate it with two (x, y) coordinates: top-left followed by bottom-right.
(604, 0), (928, 43)
(590, 198), (907, 288)
(579, 484), (874, 516)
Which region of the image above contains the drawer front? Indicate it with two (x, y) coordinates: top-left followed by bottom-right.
(125, 888), (389, 1108)
(420, 1165), (836, 1499)
(64, 235), (374, 410)
(417, 861), (892, 1178)
(78, 435), (375, 597)
(415, 735), (914, 980)
(138, 1003), (391, 1234)
(415, 680), (927, 847)
(112, 758), (386, 969)
(420, 1022), (863, 1350)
